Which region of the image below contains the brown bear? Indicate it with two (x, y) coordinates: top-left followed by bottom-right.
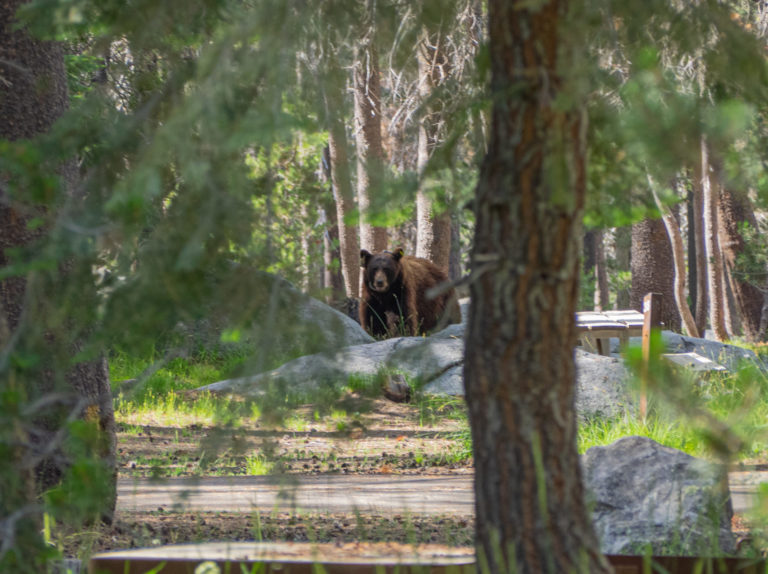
(359, 247), (461, 338)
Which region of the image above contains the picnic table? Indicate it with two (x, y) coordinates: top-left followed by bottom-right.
(576, 309), (645, 356)
(576, 296), (726, 372)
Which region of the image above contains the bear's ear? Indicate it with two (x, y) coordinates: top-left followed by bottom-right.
(392, 247), (405, 261)
(360, 249), (372, 268)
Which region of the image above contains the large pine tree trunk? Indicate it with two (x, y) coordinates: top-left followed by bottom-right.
(415, 29), (451, 270)
(322, 52), (360, 298)
(718, 186), (765, 341)
(0, 0), (117, 556)
(464, 1), (610, 572)
(631, 217), (682, 331)
(353, 4), (388, 254)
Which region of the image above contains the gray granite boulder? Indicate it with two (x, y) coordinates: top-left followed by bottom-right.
(572, 350), (633, 420)
(423, 348), (632, 420)
(202, 329), (631, 421)
(611, 332), (764, 372)
(582, 436), (734, 555)
(201, 334), (463, 397)
(661, 332), (764, 372)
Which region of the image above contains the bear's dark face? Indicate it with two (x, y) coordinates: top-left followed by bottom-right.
(360, 248), (403, 294)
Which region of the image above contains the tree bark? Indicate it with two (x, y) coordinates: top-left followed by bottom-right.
(464, 0), (610, 572)
(449, 214), (462, 282)
(322, 52), (360, 298)
(353, 3), (388, 254)
(583, 230), (596, 273)
(702, 141), (728, 341)
(415, 28), (451, 270)
(650, 180), (699, 337)
(320, 145), (345, 303)
(594, 230), (609, 311)
(0, 0), (117, 560)
(718, 186), (764, 341)
(614, 226), (631, 309)
(631, 217), (681, 332)
(692, 154), (709, 337)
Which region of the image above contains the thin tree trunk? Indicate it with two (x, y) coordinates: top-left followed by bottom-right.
(594, 230), (610, 311)
(322, 52), (360, 299)
(320, 145), (345, 303)
(702, 140), (728, 341)
(615, 226), (631, 309)
(718, 186), (764, 341)
(583, 230), (596, 275)
(353, 4), (388, 254)
(687, 189), (698, 319)
(692, 144), (709, 336)
(449, 214), (462, 282)
(299, 203), (311, 292)
(722, 266), (739, 338)
(650, 179), (699, 337)
(415, 29), (451, 270)
(464, 0), (610, 572)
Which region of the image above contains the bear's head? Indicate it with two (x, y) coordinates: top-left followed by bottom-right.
(360, 248), (404, 294)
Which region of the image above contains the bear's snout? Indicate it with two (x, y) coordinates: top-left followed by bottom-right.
(371, 270), (389, 292)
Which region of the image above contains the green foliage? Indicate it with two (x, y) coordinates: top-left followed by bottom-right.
(5, 0), (768, 567)
(584, 0), (768, 227)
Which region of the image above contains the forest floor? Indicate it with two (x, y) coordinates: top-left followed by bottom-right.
(60, 393), (758, 561)
(62, 396), (479, 558)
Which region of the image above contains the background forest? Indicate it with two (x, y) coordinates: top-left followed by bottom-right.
(4, 0), (768, 572)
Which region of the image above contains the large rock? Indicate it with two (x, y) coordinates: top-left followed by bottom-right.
(611, 332), (765, 372)
(201, 330), (631, 421)
(422, 349), (631, 420)
(582, 436), (734, 556)
(201, 334), (464, 396)
(661, 332), (765, 372)
(572, 350), (633, 420)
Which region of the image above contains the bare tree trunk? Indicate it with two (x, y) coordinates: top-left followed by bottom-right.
(722, 267), (739, 338)
(702, 141), (728, 341)
(449, 214), (462, 282)
(594, 230), (610, 311)
(631, 217), (681, 332)
(320, 145), (345, 303)
(299, 203), (311, 292)
(353, 3), (388, 253)
(718, 186), (765, 341)
(464, 0), (611, 572)
(322, 52), (360, 299)
(415, 29), (451, 270)
(650, 179), (699, 337)
(583, 230), (597, 274)
(692, 144), (709, 336)
(615, 226), (631, 309)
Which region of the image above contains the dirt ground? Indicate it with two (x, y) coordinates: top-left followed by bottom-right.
(68, 395), (755, 559)
(66, 397), (476, 557)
